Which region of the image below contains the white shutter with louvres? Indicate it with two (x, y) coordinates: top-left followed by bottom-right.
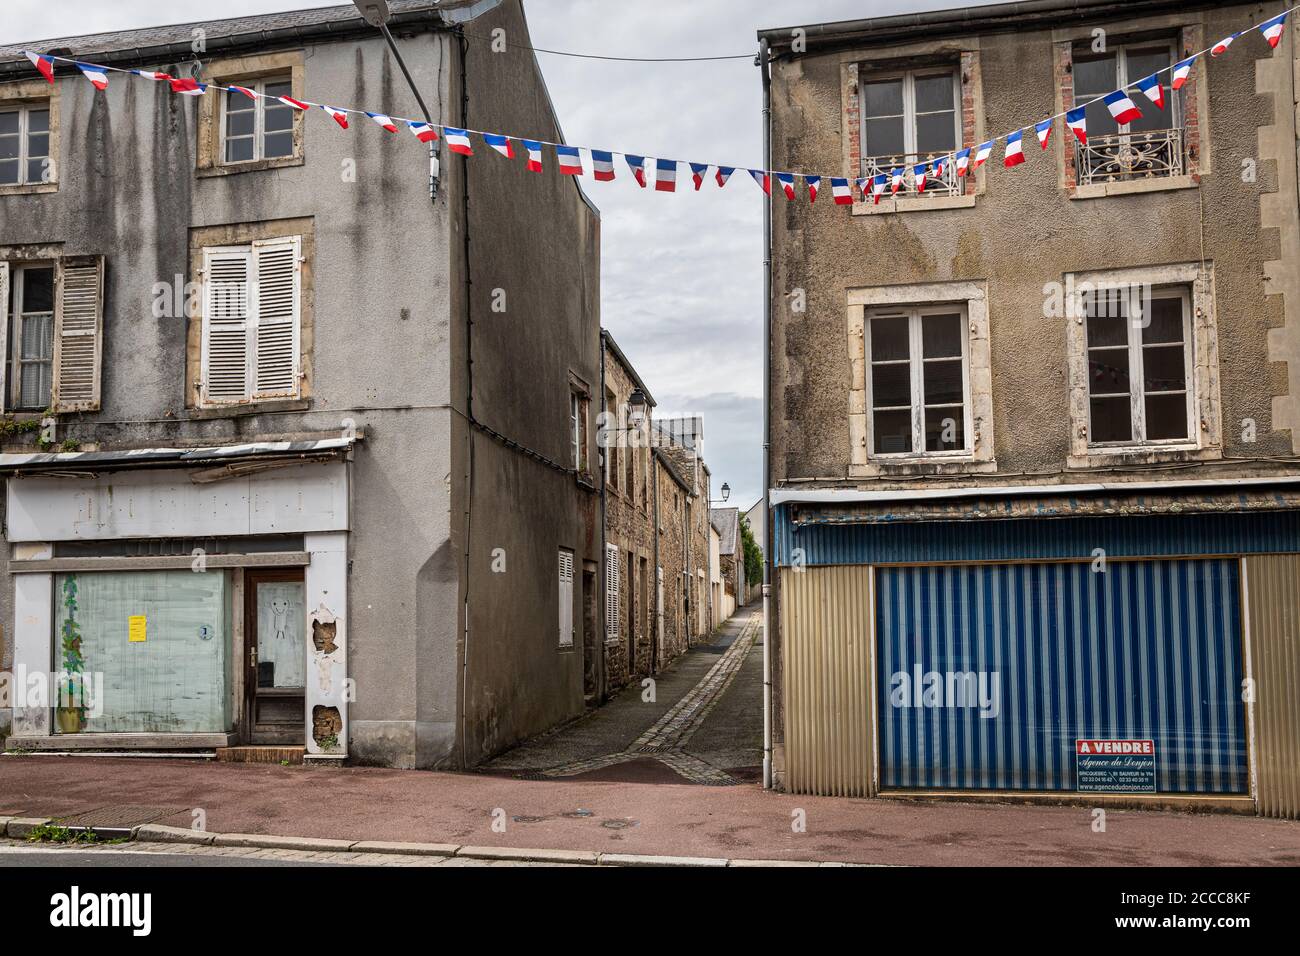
(558, 549), (575, 647)
(52, 256), (105, 412)
(605, 543), (620, 641)
(0, 261), (8, 413)
(251, 236), (300, 399)
(201, 246), (252, 403)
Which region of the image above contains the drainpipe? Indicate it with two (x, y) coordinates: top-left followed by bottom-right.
(651, 444), (660, 673)
(598, 334), (609, 701)
(759, 36), (774, 792)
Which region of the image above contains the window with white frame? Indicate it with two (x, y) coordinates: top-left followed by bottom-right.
(570, 389), (589, 473)
(604, 543), (620, 642)
(222, 77), (295, 165)
(0, 105), (51, 186)
(1085, 286), (1193, 446)
(860, 68), (960, 195)
(1072, 41), (1183, 184)
(867, 305), (971, 456)
(558, 549), (575, 648)
(5, 262), (54, 409)
(200, 236), (302, 405)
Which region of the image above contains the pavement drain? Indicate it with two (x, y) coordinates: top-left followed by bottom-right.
(562, 810), (595, 818)
(55, 805), (189, 830)
(512, 816), (546, 824)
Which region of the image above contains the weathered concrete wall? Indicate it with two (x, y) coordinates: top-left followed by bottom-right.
(454, 0), (602, 764)
(0, 32), (457, 767)
(655, 454), (690, 664)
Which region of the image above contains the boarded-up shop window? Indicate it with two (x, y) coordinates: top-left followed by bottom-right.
(54, 570), (231, 734)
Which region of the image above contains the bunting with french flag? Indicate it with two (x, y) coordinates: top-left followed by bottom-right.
(890, 167), (904, 193)
(716, 166), (735, 187)
(805, 175), (820, 203)
(557, 145), (584, 175)
(26, 52), (55, 84)
(170, 77), (207, 96)
(1211, 33), (1240, 57)
(592, 150), (616, 181)
(1103, 89), (1142, 125)
(775, 172), (797, 200)
(1261, 13), (1288, 48)
(277, 94), (311, 110)
(690, 162), (709, 190)
(444, 128), (473, 155)
(955, 147), (971, 177)
(134, 69), (171, 82)
(1135, 74), (1165, 110)
(230, 85), (259, 101)
(484, 134), (514, 158)
(523, 140), (544, 172)
(626, 155), (648, 187)
(1035, 118), (1052, 149)
(913, 162), (928, 192)
(655, 158), (677, 192)
(831, 178), (853, 205)
(973, 141), (993, 168)
(749, 169), (770, 194)
(409, 120), (438, 143)
(367, 112), (398, 133)
(1066, 106), (1087, 145)
(1004, 130), (1025, 167)
(320, 105), (349, 129)
(872, 174), (887, 204)
(1172, 57), (1195, 90)
(76, 62), (108, 90)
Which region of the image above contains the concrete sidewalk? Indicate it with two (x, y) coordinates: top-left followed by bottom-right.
(2, 755), (1297, 866)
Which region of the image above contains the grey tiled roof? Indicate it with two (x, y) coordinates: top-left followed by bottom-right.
(1, 1), (494, 64)
(710, 507), (739, 555)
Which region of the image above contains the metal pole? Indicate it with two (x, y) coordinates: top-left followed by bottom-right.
(375, 20), (439, 202)
(759, 37), (774, 792)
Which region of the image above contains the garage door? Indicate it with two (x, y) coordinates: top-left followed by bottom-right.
(875, 559), (1248, 794)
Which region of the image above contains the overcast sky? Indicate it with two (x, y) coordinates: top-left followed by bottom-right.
(2, 0), (1003, 508)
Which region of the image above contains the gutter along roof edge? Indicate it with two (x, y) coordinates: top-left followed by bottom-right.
(0, 437), (356, 474)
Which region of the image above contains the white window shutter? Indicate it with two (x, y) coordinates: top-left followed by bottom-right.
(52, 255), (105, 412)
(251, 235), (300, 399)
(558, 550), (574, 647)
(0, 261), (8, 413)
(605, 544), (620, 640)
(202, 246), (252, 403)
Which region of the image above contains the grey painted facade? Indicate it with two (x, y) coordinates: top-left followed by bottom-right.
(0, 0), (602, 769)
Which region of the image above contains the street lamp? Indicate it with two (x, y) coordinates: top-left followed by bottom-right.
(352, 0), (440, 201)
(721, 483), (731, 502)
(627, 389), (648, 429)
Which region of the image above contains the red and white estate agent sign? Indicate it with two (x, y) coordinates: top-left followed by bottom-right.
(1075, 739), (1157, 793)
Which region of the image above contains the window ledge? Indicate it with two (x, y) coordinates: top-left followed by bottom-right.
(850, 458), (998, 478)
(188, 398), (311, 419)
(853, 193), (976, 215)
(0, 182), (58, 197)
(1069, 174), (1199, 200)
(1067, 444), (1221, 469)
(197, 155), (305, 178)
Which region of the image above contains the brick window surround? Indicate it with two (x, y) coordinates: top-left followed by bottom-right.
(842, 50), (984, 215)
(1054, 24), (1207, 199)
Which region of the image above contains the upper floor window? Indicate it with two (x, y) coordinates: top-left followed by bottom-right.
(570, 388), (590, 474)
(1085, 287), (1192, 446)
(867, 305), (970, 456)
(6, 263), (54, 409)
(860, 69), (961, 196)
(1072, 41), (1183, 185)
(222, 77), (295, 165)
(0, 105), (51, 187)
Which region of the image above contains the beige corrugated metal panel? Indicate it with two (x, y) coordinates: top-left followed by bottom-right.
(1244, 556), (1300, 819)
(780, 565), (874, 797)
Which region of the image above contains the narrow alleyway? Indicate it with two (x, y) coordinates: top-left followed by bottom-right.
(481, 607), (763, 785)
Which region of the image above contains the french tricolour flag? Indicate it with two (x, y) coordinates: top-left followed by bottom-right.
(1004, 130), (1025, 167)
(855, 177), (870, 200)
(890, 167), (904, 193)
(134, 69), (171, 82)
(409, 120), (438, 143)
(591, 150), (615, 181)
(320, 105), (349, 129)
(230, 85), (259, 100)
(932, 156), (946, 179)
(367, 112), (399, 133)
(913, 162), (928, 192)
(1104, 89), (1142, 125)
(1172, 57), (1195, 91)
(557, 145), (584, 175)
(973, 141), (993, 168)
(523, 140), (544, 172)
(749, 169), (770, 195)
(26, 52), (56, 84)
(1135, 74), (1165, 110)
(278, 95), (311, 110)
(444, 128), (473, 156)
(1211, 33), (1239, 57)
(955, 147), (971, 177)
(655, 159), (678, 192)
(626, 155), (648, 187)
(872, 174), (888, 204)
(1261, 14), (1288, 49)
(716, 166), (735, 187)
(170, 77), (207, 96)
(1035, 118), (1052, 149)
(805, 176), (820, 203)
(690, 163), (709, 190)
(775, 173), (797, 200)
(1066, 106), (1087, 145)
(484, 134), (514, 158)
(831, 177), (853, 205)
(76, 62), (109, 90)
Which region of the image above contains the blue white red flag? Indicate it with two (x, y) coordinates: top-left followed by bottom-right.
(134, 69), (171, 82)
(1065, 106), (1087, 145)
(1035, 118), (1052, 149)
(655, 159), (678, 192)
(444, 128), (473, 155)
(484, 134), (514, 158)
(25, 52), (56, 84)
(716, 166), (735, 187)
(1134, 74), (1165, 110)
(76, 62), (109, 90)
(1211, 33), (1240, 57)
(973, 141), (993, 168)
(523, 140), (544, 172)
(170, 77), (207, 96)
(277, 94), (310, 110)
(1004, 130), (1025, 167)
(626, 155), (648, 187)
(320, 105), (349, 129)
(690, 162), (709, 190)
(805, 175), (820, 202)
(409, 120), (438, 143)
(775, 173), (796, 200)
(913, 162), (928, 192)
(367, 112), (398, 133)
(1103, 89), (1142, 125)
(557, 145), (584, 175)
(1261, 14), (1288, 49)
(890, 167), (904, 193)
(591, 150), (615, 180)
(831, 178), (853, 205)
(872, 174), (888, 204)
(1172, 57), (1195, 90)
(749, 169), (770, 194)
(955, 147), (972, 176)
(230, 85), (259, 100)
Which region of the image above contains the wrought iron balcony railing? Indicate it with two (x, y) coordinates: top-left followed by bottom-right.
(1074, 127), (1186, 186)
(862, 151), (963, 198)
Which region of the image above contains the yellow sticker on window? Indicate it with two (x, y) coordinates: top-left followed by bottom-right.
(128, 615), (147, 643)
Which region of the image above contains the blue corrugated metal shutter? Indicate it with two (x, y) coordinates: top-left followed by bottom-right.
(876, 559), (1248, 794)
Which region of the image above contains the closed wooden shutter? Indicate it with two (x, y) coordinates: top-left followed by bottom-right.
(605, 543), (620, 640)
(558, 549), (574, 647)
(0, 261), (8, 413)
(52, 255), (104, 412)
(202, 247), (252, 403)
(251, 236), (300, 399)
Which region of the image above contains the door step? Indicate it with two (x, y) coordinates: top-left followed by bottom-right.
(215, 746), (305, 765)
